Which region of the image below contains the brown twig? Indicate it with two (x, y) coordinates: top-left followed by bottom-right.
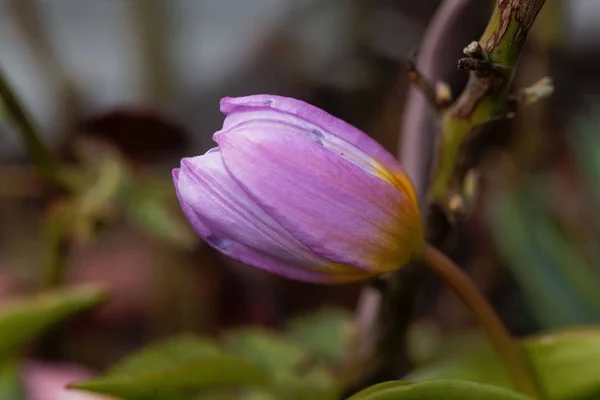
(405, 60), (441, 113)
(399, 0), (475, 199)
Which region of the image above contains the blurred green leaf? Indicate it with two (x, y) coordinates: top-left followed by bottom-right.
(270, 367), (341, 400)
(409, 328), (600, 400)
(109, 334), (221, 376)
(286, 308), (353, 365)
(348, 381), (412, 399)
(0, 285), (106, 360)
(490, 105), (600, 330)
(127, 177), (196, 249)
(489, 184), (600, 327)
(195, 388), (276, 400)
(194, 372), (340, 400)
(405, 320), (443, 366)
(347, 380), (532, 400)
(572, 104), (600, 217)
(70, 334), (268, 400)
(225, 328), (308, 372)
(56, 138), (133, 244)
(225, 329), (341, 400)
(74, 138), (131, 213)
(40, 203), (71, 289)
(0, 359), (22, 400)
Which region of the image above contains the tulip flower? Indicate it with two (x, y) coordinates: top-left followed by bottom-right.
(173, 95), (542, 399)
(173, 95), (422, 283)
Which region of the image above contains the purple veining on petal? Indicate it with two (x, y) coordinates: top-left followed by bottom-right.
(219, 95), (406, 173)
(173, 168), (211, 238)
(174, 95), (423, 282)
(216, 124), (419, 273)
(173, 149), (368, 279)
(219, 95), (375, 154)
(216, 100), (393, 185)
(215, 240), (370, 284)
(217, 95), (419, 210)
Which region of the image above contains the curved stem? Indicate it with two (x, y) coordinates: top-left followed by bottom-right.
(420, 244), (542, 399)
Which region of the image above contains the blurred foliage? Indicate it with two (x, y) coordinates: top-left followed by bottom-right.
(347, 380), (533, 400)
(572, 104), (600, 228)
(67, 310), (600, 400)
(71, 309), (352, 400)
(489, 105), (600, 328)
(284, 307), (353, 365)
(71, 335), (269, 399)
(0, 285), (106, 398)
(0, 359), (21, 400)
(1, 1), (600, 400)
(126, 174), (196, 250)
(56, 137), (195, 250)
(0, 285), (106, 359)
(409, 328), (600, 400)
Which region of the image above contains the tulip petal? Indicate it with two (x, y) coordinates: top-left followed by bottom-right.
(217, 124), (420, 273)
(219, 95), (418, 208)
(173, 168), (211, 238)
(173, 150), (369, 282)
(210, 240), (370, 283)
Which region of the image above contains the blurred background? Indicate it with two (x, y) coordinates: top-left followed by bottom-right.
(1, 0), (600, 396)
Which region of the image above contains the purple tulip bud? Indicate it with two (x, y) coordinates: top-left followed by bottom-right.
(173, 95), (422, 283)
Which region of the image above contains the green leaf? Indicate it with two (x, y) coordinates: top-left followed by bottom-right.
(70, 334), (269, 399)
(0, 359), (23, 400)
(225, 328), (308, 372)
(347, 380), (533, 400)
(572, 104), (600, 219)
(126, 176), (196, 249)
(270, 367), (341, 400)
(348, 381), (412, 399)
(72, 356), (267, 400)
(409, 328), (600, 400)
(489, 185), (600, 328)
(195, 388), (276, 400)
(286, 308), (353, 365)
(225, 329), (341, 400)
(0, 285), (106, 359)
(109, 334), (221, 376)
(66, 138), (133, 243)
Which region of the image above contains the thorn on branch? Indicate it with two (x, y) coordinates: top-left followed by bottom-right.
(463, 41), (487, 60)
(435, 82), (453, 109)
(457, 58), (487, 71)
(457, 57), (510, 76)
(457, 40), (509, 77)
(505, 76), (554, 116)
(439, 169), (481, 224)
(446, 193), (465, 217)
(461, 169), (480, 216)
(511, 76), (555, 107)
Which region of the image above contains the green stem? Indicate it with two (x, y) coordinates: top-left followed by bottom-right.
(40, 204), (69, 290)
(420, 244), (543, 399)
(428, 0), (546, 205)
(0, 66), (60, 185)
